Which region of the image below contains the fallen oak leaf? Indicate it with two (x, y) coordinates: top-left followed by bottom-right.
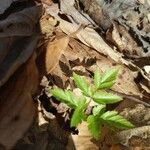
(45, 35), (70, 73)
(45, 25), (85, 73)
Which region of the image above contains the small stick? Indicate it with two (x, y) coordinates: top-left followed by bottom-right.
(110, 90), (150, 107)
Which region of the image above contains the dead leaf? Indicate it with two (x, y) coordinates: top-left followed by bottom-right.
(107, 24), (145, 58)
(41, 0), (53, 6)
(0, 5), (43, 37)
(67, 122), (99, 150)
(0, 0), (24, 14)
(40, 14), (57, 38)
(45, 35), (69, 73)
(60, 0), (95, 25)
(0, 35), (39, 88)
(0, 54), (38, 149)
(0, 5), (43, 87)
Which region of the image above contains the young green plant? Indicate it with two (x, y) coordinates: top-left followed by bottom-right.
(50, 68), (134, 140)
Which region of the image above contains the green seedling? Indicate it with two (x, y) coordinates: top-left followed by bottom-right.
(50, 68), (134, 140)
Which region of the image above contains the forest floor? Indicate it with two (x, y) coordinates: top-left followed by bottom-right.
(0, 0), (150, 150)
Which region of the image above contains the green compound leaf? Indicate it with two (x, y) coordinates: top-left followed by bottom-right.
(101, 68), (119, 83)
(50, 88), (78, 109)
(95, 68), (119, 90)
(71, 96), (88, 127)
(100, 111), (134, 129)
(92, 105), (106, 116)
(94, 70), (102, 89)
(98, 81), (116, 89)
(73, 72), (91, 96)
(87, 115), (101, 140)
(93, 91), (122, 104)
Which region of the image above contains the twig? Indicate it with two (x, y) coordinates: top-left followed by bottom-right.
(110, 90), (150, 107)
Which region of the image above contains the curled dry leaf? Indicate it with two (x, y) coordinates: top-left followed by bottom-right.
(107, 24), (145, 58)
(47, 17), (150, 83)
(0, 3), (42, 149)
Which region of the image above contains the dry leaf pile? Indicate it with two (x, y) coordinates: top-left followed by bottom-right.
(38, 0), (150, 149)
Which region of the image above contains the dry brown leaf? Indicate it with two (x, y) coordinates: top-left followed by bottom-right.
(0, 55), (38, 149)
(0, 5), (43, 87)
(0, 5), (43, 37)
(48, 17), (131, 66)
(0, 35), (39, 88)
(0, 0), (24, 14)
(60, 0), (95, 25)
(41, 0), (53, 6)
(50, 18), (150, 82)
(57, 36), (142, 97)
(107, 24), (145, 58)
(45, 36), (69, 73)
(67, 122), (99, 150)
(40, 14), (57, 37)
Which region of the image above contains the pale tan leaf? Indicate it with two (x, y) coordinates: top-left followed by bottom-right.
(67, 122), (99, 150)
(54, 19), (150, 83)
(94, 58), (142, 96)
(107, 24), (146, 58)
(51, 18), (132, 66)
(45, 36), (69, 73)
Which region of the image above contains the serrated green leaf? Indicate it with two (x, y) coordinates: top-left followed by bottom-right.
(94, 70), (101, 89)
(73, 72), (90, 96)
(101, 68), (119, 84)
(100, 111), (134, 129)
(92, 105), (106, 116)
(93, 91), (122, 104)
(50, 88), (78, 108)
(98, 81), (116, 89)
(94, 68), (119, 90)
(71, 96), (88, 127)
(65, 90), (78, 107)
(100, 111), (118, 118)
(77, 96), (87, 107)
(87, 115), (101, 140)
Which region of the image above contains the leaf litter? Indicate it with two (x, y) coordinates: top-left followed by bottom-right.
(13, 0), (150, 149)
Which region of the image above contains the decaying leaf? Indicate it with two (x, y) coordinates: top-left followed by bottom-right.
(45, 35), (69, 73)
(0, 55), (38, 149)
(0, 5), (43, 37)
(0, 35), (39, 88)
(0, 5), (43, 87)
(0, 2), (43, 149)
(60, 0), (95, 25)
(107, 24), (145, 58)
(0, 0), (25, 14)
